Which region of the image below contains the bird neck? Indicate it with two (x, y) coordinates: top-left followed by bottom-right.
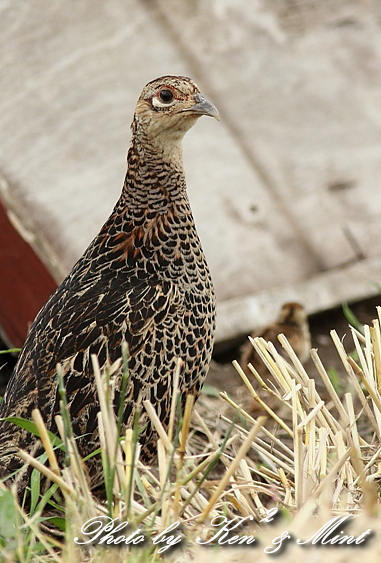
(120, 134), (188, 212)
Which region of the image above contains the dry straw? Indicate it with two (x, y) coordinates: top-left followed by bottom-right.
(2, 308), (381, 562)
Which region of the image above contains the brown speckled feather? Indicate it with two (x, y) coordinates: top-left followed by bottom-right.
(0, 75), (218, 489)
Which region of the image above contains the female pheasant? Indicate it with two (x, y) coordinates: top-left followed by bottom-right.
(0, 75), (219, 488)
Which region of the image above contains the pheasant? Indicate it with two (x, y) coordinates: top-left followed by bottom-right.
(0, 75), (219, 490)
(239, 302), (311, 415)
(240, 302), (311, 377)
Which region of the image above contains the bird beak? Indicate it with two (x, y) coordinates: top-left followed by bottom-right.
(183, 93), (220, 121)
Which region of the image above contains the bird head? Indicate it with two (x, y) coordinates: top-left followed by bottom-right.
(278, 302), (308, 325)
(132, 76), (219, 149)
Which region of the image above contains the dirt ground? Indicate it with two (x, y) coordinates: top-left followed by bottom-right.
(1, 294), (381, 398)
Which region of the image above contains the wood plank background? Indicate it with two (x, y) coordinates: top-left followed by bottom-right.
(0, 0), (380, 346)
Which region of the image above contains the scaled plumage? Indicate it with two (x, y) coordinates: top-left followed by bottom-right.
(0, 76), (218, 489)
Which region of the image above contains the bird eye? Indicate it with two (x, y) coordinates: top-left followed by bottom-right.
(151, 88), (176, 110)
(159, 89), (174, 104)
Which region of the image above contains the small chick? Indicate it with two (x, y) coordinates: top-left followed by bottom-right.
(240, 302), (311, 377)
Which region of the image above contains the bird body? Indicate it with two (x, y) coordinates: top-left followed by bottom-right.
(0, 76), (218, 487)
(240, 302), (311, 377)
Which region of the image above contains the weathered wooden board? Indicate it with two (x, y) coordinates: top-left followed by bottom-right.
(0, 0), (380, 346)
(216, 256), (381, 345)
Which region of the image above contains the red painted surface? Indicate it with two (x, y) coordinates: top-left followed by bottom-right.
(0, 199), (57, 348)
